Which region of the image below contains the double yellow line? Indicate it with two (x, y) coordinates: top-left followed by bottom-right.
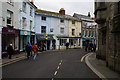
(0, 56), (26, 67)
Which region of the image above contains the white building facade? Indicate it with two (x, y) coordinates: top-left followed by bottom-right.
(35, 9), (69, 50)
(0, 0), (37, 57)
(0, 1), (20, 57)
(17, 0), (37, 51)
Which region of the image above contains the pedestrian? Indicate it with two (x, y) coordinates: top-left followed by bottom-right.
(25, 42), (31, 59)
(65, 42), (69, 49)
(92, 43), (96, 52)
(28, 43), (33, 56)
(90, 42), (93, 52)
(7, 44), (14, 59)
(43, 43), (46, 51)
(32, 43), (38, 60)
(84, 42), (88, 52)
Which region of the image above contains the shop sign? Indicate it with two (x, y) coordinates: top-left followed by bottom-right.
(24, 31), (28, 35)
(2, 27), (19, 34)
(20, 30), (30, 35)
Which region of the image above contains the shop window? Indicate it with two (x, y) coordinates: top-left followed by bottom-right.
(60, 39), (67, 46)
(41, 26), (46, 33)
(41, 16), (46, 21)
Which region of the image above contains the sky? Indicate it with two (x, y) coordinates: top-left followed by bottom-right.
(34, 0), (95, 17)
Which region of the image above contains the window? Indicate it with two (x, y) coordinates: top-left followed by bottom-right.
(22, 17), (26, 28)
(7, 0), (14, 5)
(85, 30), (87, 37)
(30, 20), (32, 31)
(72, 20), (75, 24)
(60, 19), (64, 23)
(30, 7), (33, 16)
(7, 10), (13, 26)
(72, 29), (75, 35)
(82, 30), (84, 36)
(22, 2), (26, 13)
(41, 16), (46, 21)
(60, 28), (64, 34)
(89, 31), (91, 37)
(50, 28), (53, 32)
(41, 26), (46, 33)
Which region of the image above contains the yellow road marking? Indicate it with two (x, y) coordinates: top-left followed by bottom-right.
(81, 53), (90, 62)
(1, 56), (26, 67)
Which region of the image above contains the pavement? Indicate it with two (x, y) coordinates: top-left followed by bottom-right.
(85, 52), (120, 79)
(1, 49), (120, 79)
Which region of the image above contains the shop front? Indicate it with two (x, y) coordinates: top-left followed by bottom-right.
(82, 37), (96, 46)
(56, 36), (81, 49)
(20, 30), (30, 51)
(2, 27), (20, 57)
(0, 27), (2, 59)
(36, 34), (55, 51)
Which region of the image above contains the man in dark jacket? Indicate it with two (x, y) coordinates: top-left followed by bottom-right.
(65, 42), (69, 49)
(7, 44), (14, 59)
(25, 42), (31, 59)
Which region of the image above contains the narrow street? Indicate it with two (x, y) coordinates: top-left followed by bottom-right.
(2, 49), (99, 78)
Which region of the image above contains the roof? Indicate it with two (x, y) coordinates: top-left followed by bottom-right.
(35, 9), (81, 21)
(73, 13), (94, 22)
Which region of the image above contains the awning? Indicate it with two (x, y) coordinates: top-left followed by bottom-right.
(36, 34), (55, 40)
(57, 36), (81, 39)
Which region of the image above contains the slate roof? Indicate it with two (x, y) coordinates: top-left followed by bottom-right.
(35, 9), (81, 21)
(73, 13), (94, 22)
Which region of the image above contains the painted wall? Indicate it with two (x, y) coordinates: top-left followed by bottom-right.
(35, 14), (69, 49)
(68, 20), (82, 48)
(18, 0), (35, 32)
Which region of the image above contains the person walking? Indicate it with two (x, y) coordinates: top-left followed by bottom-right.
(32, 43), (38, 60)
(28, 43), (33, 56)
(25, 42), (31, 59)
(92, 43), (96, 52)
(90, 42), (93, 52)
(7, 44), (14, 59)
(65, 42), (69, 49)
(84, 42), (88, 52)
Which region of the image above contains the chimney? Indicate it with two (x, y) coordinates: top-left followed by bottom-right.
(88, 12), (91, 17)
(59, 8), (65, 15)
(31, 0), (34, 4)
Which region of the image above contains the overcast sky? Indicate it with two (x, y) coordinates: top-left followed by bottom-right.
(34, 0), (95, 17)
